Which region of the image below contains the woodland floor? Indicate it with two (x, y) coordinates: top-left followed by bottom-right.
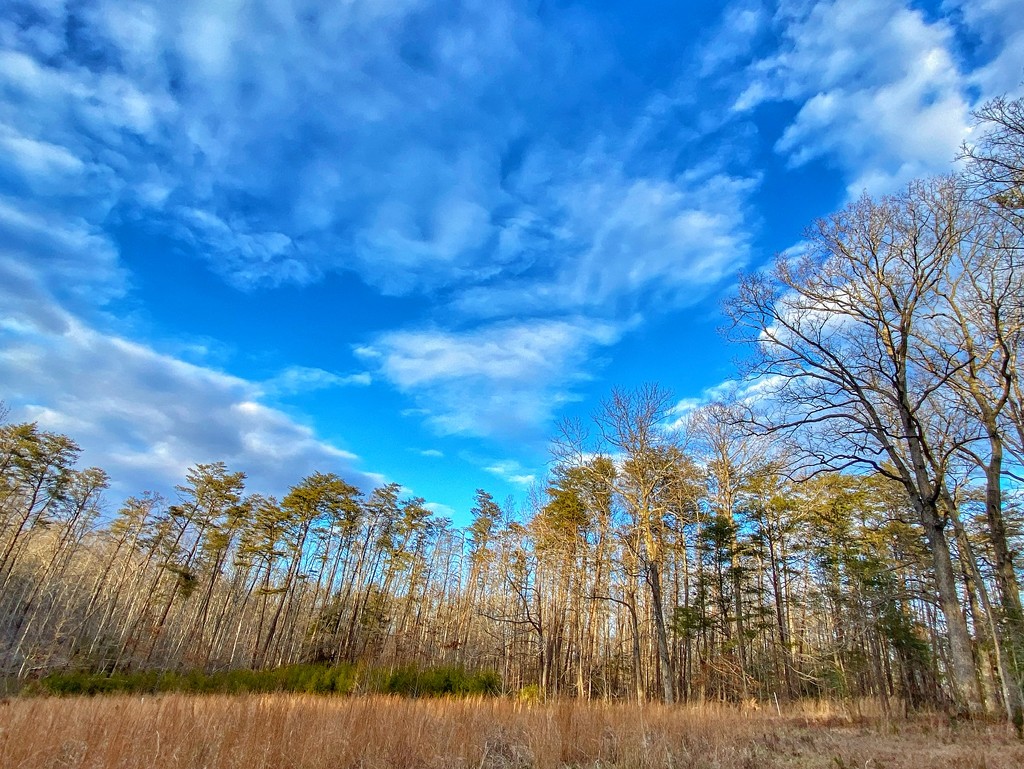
(0, 694), (1021, 769)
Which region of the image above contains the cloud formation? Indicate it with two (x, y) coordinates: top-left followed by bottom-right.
(483, 459), (537, 488)
(948, 0), (1024, 95)
(359, 318), (623, 440)
(2, 0), (1022, 503)
(0, 0), (769, 445)
(0, 322), (384, 500)
(736, 0), (972, 194)
(260, 366), (372, 397)
(0, 242), (382, 499)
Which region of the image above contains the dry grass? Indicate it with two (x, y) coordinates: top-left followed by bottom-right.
(1, 694), (1021, 769)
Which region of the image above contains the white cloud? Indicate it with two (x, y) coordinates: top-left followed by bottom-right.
(0, 311), (384, 498)
(423, 501), (456, 519)
(946, 0), (1024, 96)
(364, 318), (623, 439)
(0, 217), (382, 499)
(371, 319), (618, 388)
(260, 366), (372, 396)
(737, 0), (974, 195)
(3, 0), (531, 291)
(0, 205), (127, 355)
(666, 377), (780, 432)
(453, 158), (757, 319)
(0, 0), (769, 448)
(417, 449), (444, 459)
(698, 1), (769, 75)
(5, 0), (1018, 461)
(0, 125), (86, 186)
(483, 459), (537, 488)
(2, 0), (756, 310)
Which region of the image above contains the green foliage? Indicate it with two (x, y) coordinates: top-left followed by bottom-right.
(516, 683), (542, 703)
(671, 605), (711, 638)
(378, 666), (501, 697)
(32, 663), (500, 698)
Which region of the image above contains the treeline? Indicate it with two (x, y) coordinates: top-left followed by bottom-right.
(0, 413), (954, 711)
(1, 96), (1023, 726)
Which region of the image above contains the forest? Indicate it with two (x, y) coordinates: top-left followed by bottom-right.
(2, 95), (1023, 737)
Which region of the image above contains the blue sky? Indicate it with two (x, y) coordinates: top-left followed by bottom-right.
(1, 0), (1022, 522)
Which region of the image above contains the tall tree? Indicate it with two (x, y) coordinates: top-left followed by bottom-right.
(727, 178), (987, 714)
(594, 385), (681, 703)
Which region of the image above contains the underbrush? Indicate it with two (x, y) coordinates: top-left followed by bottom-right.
(32, 663), (501, 698)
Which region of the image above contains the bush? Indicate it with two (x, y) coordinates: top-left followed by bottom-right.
(377, 666), (501, 697)
(33, 663), (499, 699)
(516, 684), (542, 703)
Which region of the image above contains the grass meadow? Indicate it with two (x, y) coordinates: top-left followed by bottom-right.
(2, 695), (1023, 769)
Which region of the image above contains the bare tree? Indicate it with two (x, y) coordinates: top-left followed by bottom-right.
(727, 178), (986, 715)
(591, 384), (682, 703)
(962, 95), (1024, 232)
(687, 400), (767, 699)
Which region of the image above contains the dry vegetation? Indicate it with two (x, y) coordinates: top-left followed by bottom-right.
(1, 695), (1021, 769)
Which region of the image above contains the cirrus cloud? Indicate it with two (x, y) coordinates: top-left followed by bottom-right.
(358, 318), (623, 440)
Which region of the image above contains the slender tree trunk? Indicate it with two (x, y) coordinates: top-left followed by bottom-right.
(921, 502), (984, 715)
(946, 490), (1024, 733)
(647, 560), (675, 703)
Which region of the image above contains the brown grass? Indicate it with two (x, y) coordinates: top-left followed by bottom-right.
(1, 694), (1021, 769)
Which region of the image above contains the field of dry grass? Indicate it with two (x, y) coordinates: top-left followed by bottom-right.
(1, 694), (1021, 769)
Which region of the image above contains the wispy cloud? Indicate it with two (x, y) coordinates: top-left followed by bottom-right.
(4, 0), (1021, 487)
(261, 366), (371, 397)
(423, 501), (456, 519)
(1, 0), (765, 447)
(0, 197), (125, 319)
(947, 0), (1024, 96)
(697, 0), (769, 76)
(2, 0), (576, 294)
(732, 0), (979, 196)
(0, 251), (383, 499)
(483, 459), (537, 488)
(452, 158), (757, 320)
(359, 318), (623, 440)
(666, 375), (789, 433)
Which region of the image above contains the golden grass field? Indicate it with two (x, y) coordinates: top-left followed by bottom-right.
(1, 694), (1021, 768)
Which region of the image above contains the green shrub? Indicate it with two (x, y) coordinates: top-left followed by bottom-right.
(517, 684), (542, 703)
(33, 663), (499, 699)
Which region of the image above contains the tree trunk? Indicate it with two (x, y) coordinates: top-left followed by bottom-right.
(921, 503), (984, 715)
(647, 560), (675, 703)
